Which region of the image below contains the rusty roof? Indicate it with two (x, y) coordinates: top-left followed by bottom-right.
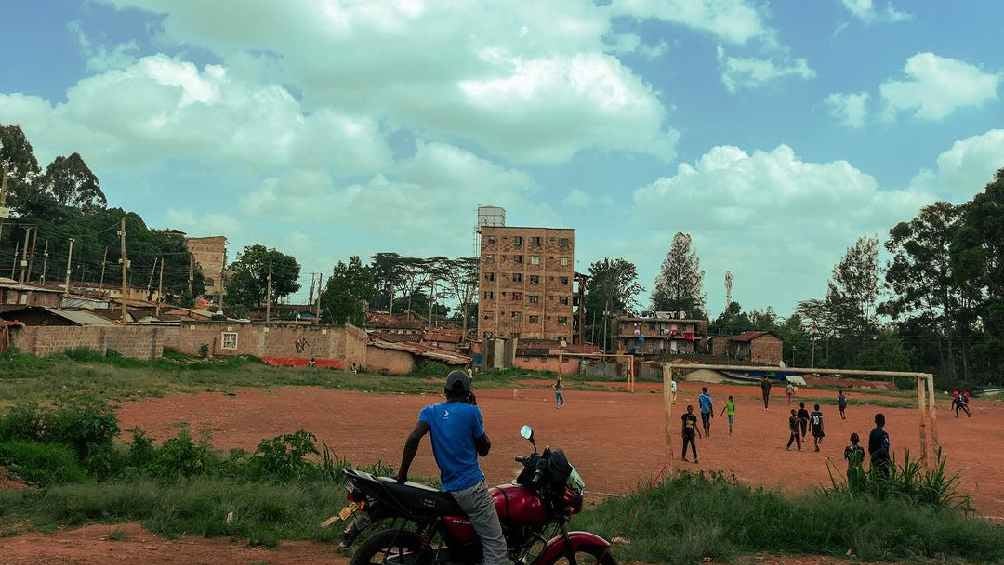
(368, 338), (470, 365)
(731, 330), (780, 343)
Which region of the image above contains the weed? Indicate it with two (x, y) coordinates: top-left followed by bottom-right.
(0, 441), (87, 485)
(108, 527), (129, 541)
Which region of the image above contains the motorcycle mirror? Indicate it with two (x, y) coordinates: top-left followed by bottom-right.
(520, 425), (535, 443)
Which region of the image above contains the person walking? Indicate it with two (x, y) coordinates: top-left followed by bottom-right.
(698, 387), (714, 437)
(785, 381), (795, 405)
(553, 376), (565, 409)
(720, 395), (736, 435)
(760, 376), (772, 411)
(671, 379), (678, 403)
(797, 402), (810, 439)
(681, 404), (702, 463)
(868, 413), (892, 479)
(837, 389), (848, 420)
(810, 403), (825, 452)
(786, 409), (802, 451)
(843, 432), (866, 490)
(956, 389), (972, 417)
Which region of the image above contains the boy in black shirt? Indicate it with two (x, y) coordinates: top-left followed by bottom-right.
(868, 413), (892, 478)
(681, 404), (702, 463)
(785, 409), (801, 451)
(810, 403), (825, 452)
(797, 402), (810, 439)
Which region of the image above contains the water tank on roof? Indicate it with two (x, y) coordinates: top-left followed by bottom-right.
(477, 206), (506, 230)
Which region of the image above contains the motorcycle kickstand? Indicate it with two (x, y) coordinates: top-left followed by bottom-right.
(560, 525), (577, 565)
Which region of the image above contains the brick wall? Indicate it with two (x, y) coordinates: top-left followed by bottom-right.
(12, 325), (172, 360)
(750, 336), (783, 365)
(169, 322), (368, 367)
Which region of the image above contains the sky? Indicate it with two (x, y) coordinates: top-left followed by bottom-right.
(2, 0), (1003, 316)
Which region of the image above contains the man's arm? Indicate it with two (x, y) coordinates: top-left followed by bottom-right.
(397, 421), (430, 483)
(474, 432), (492, 457)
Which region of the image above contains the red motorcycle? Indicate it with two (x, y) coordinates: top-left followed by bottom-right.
(340, 425), (615, 565)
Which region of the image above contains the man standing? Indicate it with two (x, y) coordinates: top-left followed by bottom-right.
(785, 381), (795, 405)
(868, 413), (892, 479)
(719, 395), (736, 435)
(397, 371), (508, 565)
(760, 376), (772, 411)
(698, 387), (714, 437)
(681, 404), (702, 463)
(809, 403), (825, 452)
(785, 409), (801, 451)
(553, 376), (565, 409)
(837, 389), (848, 420)
(797, 402), (811, 440)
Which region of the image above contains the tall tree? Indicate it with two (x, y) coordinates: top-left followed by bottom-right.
(826, 236), (881, 335)
(0, 124), (41, 213)
(585, 257), (644, 350)
(709, 301), (752, 336)
(37, 153), (107, 212)
(370, 252), (407, 313)
(652, 232), (706, 318)
(320, 257), (376, 326)
(225, 244), (301, 310)
(439, 257), (480, 337)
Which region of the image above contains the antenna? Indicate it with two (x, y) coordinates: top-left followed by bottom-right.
(724, 271), (734, 306)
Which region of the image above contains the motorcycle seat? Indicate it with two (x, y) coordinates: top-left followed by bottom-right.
(375, 477), (465, 517)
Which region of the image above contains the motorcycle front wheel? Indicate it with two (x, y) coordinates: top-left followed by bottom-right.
(543, 546), (617, 565)
(350, 529), (433, 565)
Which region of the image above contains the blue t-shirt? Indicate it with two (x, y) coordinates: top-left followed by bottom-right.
(698, 392), (713, 414)
(419, 402), (486, 492)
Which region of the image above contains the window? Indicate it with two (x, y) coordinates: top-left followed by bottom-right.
(482, 311), (494, 320)
(529, 315), (539, 324)
(483, 291), (494, 300)
(206, 277), (216, 287)
(529, 295), (539, 304)
(560, 276), (569, 285)
(512, 292), (523, 301)
(483, 254), (495, 263)
(485, 271), (495, 282)
(513, 236), (523, 248)
(560, 296), (569, 306)
(512, 272), (523, 283)
(221, 332), (239, 350)
(530, 255), (540, 265)
(559, 238), (570, 249)
(560, 257), (569, 267)
(513, 255), (523, 264)
(558, 317), (569, 326)
(531, 236), (542, 247)
(485, 236), (496, 245)
(529, 275), (540, 285)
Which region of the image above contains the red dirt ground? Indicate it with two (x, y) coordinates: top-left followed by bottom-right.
(115, 381), (1004, 519)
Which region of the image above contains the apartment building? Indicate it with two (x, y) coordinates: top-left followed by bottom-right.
(185, 236), (227, 296)
(477, 227), (574, 341)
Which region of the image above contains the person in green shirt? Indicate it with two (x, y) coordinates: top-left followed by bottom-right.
(719, 395), (736, 435)
(843, 432), (866, 491)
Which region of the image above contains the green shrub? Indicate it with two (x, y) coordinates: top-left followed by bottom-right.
(146, 428), (220, 479)
(412, 361), (451, 377)
(48, 402), (119, 460)
(0, 404), (50, 443)
(826, 449), (972, 511)
(62, 348), (108, 363)
(0, 441), (87, 485)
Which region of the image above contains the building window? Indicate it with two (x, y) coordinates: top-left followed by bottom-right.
(529, 315), (539, 324)
(530, 255), (540, 265)
(512, 292), (523, 301)
(529, 275), (540, 285)
(485, 271), (495, 282)
(483, 291), (494, 300)
(513, 255), (523, 264)
(483, 254), (495, 263)
(221, 332), (239, 350)
(485, 236), (496, 245)
(513, 236), (523, 248)
(512, 272), (523, 282)
(529, 295), (539, 304)
(560, 276), (569, 285)
(560, 296), (569, 306)
(482, 311), (494, 320)
(558, 317), (569, 326)
(206, 277), (216, 287)
(560, 257), (569, 267)
(559, 238), (570, 249)
(531, 236), (542, 247)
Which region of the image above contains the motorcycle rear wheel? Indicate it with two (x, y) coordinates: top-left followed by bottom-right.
(350, 529), (433, 565)
(542, 546), (617, 565)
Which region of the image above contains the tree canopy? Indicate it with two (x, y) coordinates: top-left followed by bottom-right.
(652, 232), (706, 318)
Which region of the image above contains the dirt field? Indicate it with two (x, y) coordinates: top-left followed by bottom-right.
(116, 381), (1004, 519)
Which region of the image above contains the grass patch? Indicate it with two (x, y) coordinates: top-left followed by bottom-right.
(573, 472), (1004, 564)
(0, 441), (86, 485)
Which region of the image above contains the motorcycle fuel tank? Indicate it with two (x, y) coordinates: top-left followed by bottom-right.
(441, 484), (547, 545)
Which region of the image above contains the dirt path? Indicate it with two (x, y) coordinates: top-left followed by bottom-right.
(116, 381), (1004, 519)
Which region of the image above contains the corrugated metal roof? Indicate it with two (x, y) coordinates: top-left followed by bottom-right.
(49, 309), (116, 326)
(368, 338), (470, 365)
(0, 278), (63, 293)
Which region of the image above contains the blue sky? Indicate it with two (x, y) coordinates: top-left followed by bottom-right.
(2, 1), (1003, 315)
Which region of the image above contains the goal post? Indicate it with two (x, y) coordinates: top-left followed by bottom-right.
(557, 352), (637, 392)
(662, 362), (938, 469)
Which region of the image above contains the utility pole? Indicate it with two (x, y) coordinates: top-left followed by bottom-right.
(40, 240), (48, 284)
(63, 238), (75, 296)
(188, 254), (193, 298)
(428, 278), (435, 328)
(307, 273), (316, 306)
(314, 273), (323, 324)
(118, 218), (128, 323)
(10, 241), (19, 279)
(18, 227), (30, 283)
(98, 246), (108, 290)
(156, 258), (165, 318)
(265, 261), (273, 323)
(146, 256), (159, 299)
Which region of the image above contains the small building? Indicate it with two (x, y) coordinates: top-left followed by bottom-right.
(365, 310), (425, 336)
(0, 278), (63, 308)
(615, 315), (709, 356)
(727, 331), (784, 366)
(0, 306), (115, 327)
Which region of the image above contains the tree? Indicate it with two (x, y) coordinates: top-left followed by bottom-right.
(585, 257), (644, 350)
(370, 252), (407, 312)
(320, 257), (376, 325)
(0, 124), (41, 212)
(225, 245), (301, 310)
(439, 257), (480, 337)
(709, 301), (752, 336)
(826, 236), (881, 334)
(652, 232), (706, 318)
(37, 153), (107, 212)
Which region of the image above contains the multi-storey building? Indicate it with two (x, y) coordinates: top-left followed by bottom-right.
(185, 236), (227, 297)
(477, 227), (574, 341)
(615, 314), (709, 356)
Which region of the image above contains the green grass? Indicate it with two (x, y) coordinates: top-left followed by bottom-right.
(572, 472), (1004, 564)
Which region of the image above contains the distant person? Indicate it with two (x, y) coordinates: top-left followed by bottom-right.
(308, 356), (316, 368)
(950, 388), (960, 414)
(786, 409), (802, 451)
(553, 376), (565, 409)
(868, 413), (892, 478)
(760, 376), (772, 411)
(785, 381), (795, 405)
(837, 389), (848, 420)
(843, 432), (866, 489)
(681, 404), (702, 463)
(671, 379), (678, 402)
(720, 395), (736, 435)
(797, 402), (810, 439)
(698, 387), (714, 436)
(810, 403), (825, 452)
(956, 389), (971, 418)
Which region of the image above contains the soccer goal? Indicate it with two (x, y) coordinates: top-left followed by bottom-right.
(557, 352), (637, 392)
(662, 362), (939, 468)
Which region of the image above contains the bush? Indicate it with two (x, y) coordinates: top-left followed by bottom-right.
(0, 402), (119, 460)
(0, 441), (87, 485)
(827, 449), (972, 511)
(412, 361), (451, 377)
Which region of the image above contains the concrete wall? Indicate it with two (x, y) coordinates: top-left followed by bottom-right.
(513, 356), (580, 376)
(12, 325), (171, 360)
(365, 346), (416, 375)
(170, 322), (368, 367)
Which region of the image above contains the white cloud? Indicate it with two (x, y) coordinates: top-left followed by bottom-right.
(0, 55), (392, 174)
(605, 33), (669, 60)
(164, 209), (242, 237)
(824, 91), (870, 128)
(612, 0), (769, 45)
(839, 0), (912, 24)
(880, 53), (1000, 121)
(631, 144), (933, 311)
(68, 21), (139, 72)
(717, 47), (815, 92)
(909, 129), (1004, 199)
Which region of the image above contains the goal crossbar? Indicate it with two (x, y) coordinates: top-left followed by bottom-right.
(662, 362), (939, 468)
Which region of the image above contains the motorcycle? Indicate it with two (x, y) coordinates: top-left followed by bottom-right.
(339, 425), (615, 565)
